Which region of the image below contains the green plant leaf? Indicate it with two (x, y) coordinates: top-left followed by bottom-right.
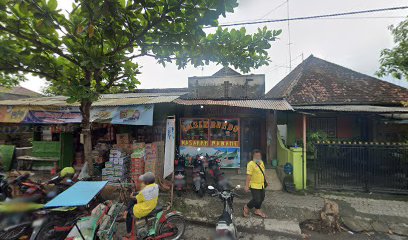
(48, 0), (57, 10)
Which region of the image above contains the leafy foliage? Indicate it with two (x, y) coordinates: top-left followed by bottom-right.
(0, 0), (280, 175)
(307, 131), (328, 154)
(377, 17), (408, 81)
(0, 0), (280, 102)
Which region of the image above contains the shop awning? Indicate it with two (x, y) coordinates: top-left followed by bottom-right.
(173, 99), (293, 110)
(294, 105), (408, 113)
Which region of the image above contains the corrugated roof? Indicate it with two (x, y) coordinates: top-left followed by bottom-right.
(0, 94), (183, 107)
(173, 99), (293, 110)
(94, 95), (181, 106)
(100, 92), (188, 99)
(0, 86), (42, 97)
(294, 105), (408, 113)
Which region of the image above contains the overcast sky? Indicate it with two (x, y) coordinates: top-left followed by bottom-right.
(20, 0), (408, 93)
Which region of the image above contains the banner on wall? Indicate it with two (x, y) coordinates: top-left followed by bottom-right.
(0, 104), (154, 125)
(0, 106), (29, 123)
(180, 118), (241, 168)
(163, 118), (176, 178)
(90, 105), (154, 126)
(23, 107), (82, 124)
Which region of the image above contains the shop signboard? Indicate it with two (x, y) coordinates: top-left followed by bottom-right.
(90, 104), (154, 125)
(164, 118), (176, 178)
(180, 118), (240, 168)
(23, 107), (82, 124)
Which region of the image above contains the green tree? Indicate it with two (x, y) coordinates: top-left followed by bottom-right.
(0, 0), (280, 174)
(377, 17), (408, 81)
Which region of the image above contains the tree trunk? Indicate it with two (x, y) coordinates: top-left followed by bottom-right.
(80, 99), (93, 176)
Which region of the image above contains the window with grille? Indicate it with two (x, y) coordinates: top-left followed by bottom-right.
(308, 117), (337, 138)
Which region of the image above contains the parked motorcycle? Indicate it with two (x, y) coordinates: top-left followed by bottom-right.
(207, 156), (226, 189)
(192, 155), (206, 197)
(174, 155), (186, 197)
(208, 184), (241, 240)
(10, 172), (76, 203)
(0, 173), (12, 201)
(135, 205), (186, 240)
(0, 199), (44, 240)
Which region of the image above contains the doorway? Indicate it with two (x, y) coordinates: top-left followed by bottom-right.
(240, 118), (265, 168)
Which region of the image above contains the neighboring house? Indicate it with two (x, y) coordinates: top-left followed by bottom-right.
(0, 86), (42, 100)
(266, 55), (408, 144)
(266, 55), (408, 193)
(0, 86), (42, 146)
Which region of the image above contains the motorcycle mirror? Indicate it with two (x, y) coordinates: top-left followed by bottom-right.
(236, 185), (241, 189)
(208, 186), (215, 190)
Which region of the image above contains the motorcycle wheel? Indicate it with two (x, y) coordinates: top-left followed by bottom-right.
(198, 188), (205, 198)
(157, 215), (186, 240)
(0, 224), (30, 240)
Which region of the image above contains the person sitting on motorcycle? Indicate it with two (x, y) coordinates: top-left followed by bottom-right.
(123, 172), (159, 237)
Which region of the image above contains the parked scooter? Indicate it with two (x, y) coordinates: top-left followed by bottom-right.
(174, 155), (186, 197)
(192, 155), (206, 197)
(208, 184), (241, 240)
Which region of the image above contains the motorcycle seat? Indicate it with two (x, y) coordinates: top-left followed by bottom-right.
(143, 206), (163, 219)
(218, 211), (232, 225)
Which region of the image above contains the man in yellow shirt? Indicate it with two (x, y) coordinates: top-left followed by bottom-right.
(243, 149), (267, 218)
(124, 172), (159, 236)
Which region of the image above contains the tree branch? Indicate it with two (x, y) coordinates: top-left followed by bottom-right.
(105, 2), (180, 57)
(0, 24), (81, 67)
(0, 66), (59, 81)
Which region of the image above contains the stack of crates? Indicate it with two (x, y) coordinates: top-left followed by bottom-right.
(144, 143), (158, 175)
(102, 148), (130, 184)
(130, 142), (145, 190)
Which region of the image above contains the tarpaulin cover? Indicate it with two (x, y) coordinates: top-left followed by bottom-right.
(44, 181), (108, 208)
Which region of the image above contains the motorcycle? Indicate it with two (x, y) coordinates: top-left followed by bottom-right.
(0, 173), (12, 201)
(192, 155), (206, 197)
(135, 205), (186, 240)
(10, 172), (76, 203)
(0, 199), (44, 240)
(208, 184), (241, 240)
(174, 155), (186, 197)
(207, 156), (226, 189)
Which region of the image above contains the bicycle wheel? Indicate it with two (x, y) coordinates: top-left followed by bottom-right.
(157, 215), (186, 240)
(34, 216), (78, 240)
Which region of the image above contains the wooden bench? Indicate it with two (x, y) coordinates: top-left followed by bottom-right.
(16, 155), (59, 171)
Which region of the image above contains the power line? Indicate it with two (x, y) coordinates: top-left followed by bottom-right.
(207, 6), (408, 28)
(219, 16), (406, 25)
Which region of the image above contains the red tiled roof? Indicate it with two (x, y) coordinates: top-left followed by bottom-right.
(266, 55), (408, 106)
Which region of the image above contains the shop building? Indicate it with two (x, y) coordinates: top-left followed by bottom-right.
(174, 67), (292, 169)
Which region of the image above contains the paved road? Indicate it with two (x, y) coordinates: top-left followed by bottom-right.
(117, 220), (406, 240)
(182, 223), (408, 240)
(183, 223), (298, 240)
